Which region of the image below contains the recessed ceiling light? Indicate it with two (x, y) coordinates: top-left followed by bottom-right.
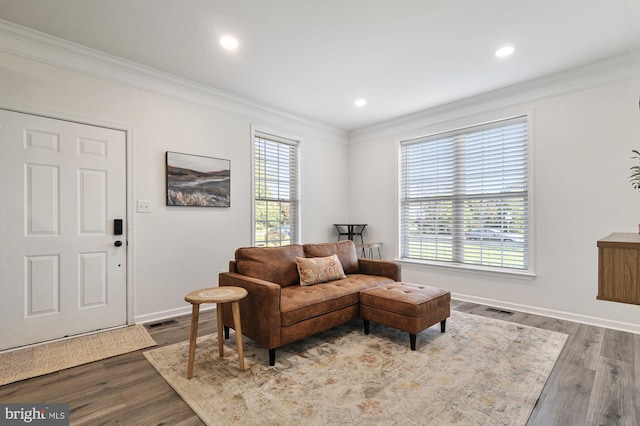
(355, 99), (367, 107)
(220, 35), (239, 50)
(495, 45), (515, 58)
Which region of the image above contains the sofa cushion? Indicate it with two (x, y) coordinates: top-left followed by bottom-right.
(280, 274), (394, 326)
(303, 240), (360, 274)
(235, 244), (304, 287)
(296, 254), (346, 286)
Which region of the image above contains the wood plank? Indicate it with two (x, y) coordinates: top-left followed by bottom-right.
(527, 360), (595, 426)
(560, 323), (604, 370)
(509, 311), (581, 335)
(105, 394), (203, 425)
(601, 328), (635, 363)
(118, 372), (182, 406)
(0, 371), (63, 400)
(449, 301), (517, 321)
(0, 362), (107, 403)
(70, 392), (127, 425)
(173, 416), (207, 426)
(584, 357), (638, 425)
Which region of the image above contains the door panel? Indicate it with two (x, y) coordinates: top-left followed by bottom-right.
(79, 251), (107, 307)
(26, 254), (60, 316)
(26, 163), (60, 235)
(0, 109), (127, 350)
(79, 169), (107, 234)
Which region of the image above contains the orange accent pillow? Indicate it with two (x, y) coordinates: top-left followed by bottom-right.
(296, 254), (346, 286)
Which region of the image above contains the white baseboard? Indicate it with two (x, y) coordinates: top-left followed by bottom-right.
(135, 305), (216, 325)
(452, 293), (640, 335)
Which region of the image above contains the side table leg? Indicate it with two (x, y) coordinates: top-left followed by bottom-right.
(216, 303), (224, 358)
(231, 300), (245, 371)
(187, 303), (200, 379)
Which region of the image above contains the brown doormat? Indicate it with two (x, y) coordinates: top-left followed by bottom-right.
(0, 325), (156, 386)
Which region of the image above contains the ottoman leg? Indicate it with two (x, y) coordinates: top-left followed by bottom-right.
(440, 319), (446, 333)
(410, 333), (416, 350)
(363, 319), (370, 334)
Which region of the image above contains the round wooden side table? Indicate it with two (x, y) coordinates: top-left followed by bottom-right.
(184, 286), (248, 379)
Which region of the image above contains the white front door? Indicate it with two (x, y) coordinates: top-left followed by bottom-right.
(0, 109), (127, 351)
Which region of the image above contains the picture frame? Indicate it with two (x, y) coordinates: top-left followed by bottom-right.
(166, 151), (230, 207)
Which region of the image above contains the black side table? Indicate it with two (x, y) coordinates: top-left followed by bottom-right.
(334, 224), (367, 244)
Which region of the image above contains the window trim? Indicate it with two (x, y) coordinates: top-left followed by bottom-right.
(251, 125), (302, 247)
(396, 113), (535, 276)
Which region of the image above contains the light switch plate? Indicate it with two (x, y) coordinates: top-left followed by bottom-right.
(137, 200), (151, 213)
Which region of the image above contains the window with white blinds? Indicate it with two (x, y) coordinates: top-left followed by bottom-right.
(399, 116), (529, 271)
(253, 131), (299, 247)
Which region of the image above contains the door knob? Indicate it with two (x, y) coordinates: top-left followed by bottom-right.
(114, 240), (123, 247)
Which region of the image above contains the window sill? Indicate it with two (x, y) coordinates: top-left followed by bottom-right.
(395, 258), (536, 280)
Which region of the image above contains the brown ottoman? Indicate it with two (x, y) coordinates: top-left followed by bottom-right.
(360, 282), (451, 350)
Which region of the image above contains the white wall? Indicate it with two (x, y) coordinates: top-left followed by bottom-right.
(0, 48), (350, 323)
(349, 54), (640, 333)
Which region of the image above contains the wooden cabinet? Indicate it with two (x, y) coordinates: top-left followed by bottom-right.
(597, 233), (640, 305)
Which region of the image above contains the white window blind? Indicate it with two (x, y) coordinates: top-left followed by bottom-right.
(400, 116), (529, 271)
(253, 131), (299, 247)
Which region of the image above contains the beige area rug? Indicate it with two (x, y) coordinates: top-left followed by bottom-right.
(0, 324), (156, 386)
(144, 311), (567, 426)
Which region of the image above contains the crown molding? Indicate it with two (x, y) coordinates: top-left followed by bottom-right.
(350, 49), (640, 142)
(0, 19), (347, 142)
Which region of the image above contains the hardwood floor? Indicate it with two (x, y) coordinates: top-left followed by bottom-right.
(1, 301), (638, 425)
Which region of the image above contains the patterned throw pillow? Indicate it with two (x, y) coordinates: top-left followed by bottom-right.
(296, 254), (346, 286)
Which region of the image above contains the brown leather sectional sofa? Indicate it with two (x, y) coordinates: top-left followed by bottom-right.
(219, 240), (401, 365)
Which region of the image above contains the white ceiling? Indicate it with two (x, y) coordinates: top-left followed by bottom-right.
(0, 0), (639, 131)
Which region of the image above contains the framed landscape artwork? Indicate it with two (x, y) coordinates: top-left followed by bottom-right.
(166, 151), (230, 207)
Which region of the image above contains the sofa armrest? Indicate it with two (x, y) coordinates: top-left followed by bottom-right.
(218, 272), (283, 349)
(358, 258), (402, 282)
